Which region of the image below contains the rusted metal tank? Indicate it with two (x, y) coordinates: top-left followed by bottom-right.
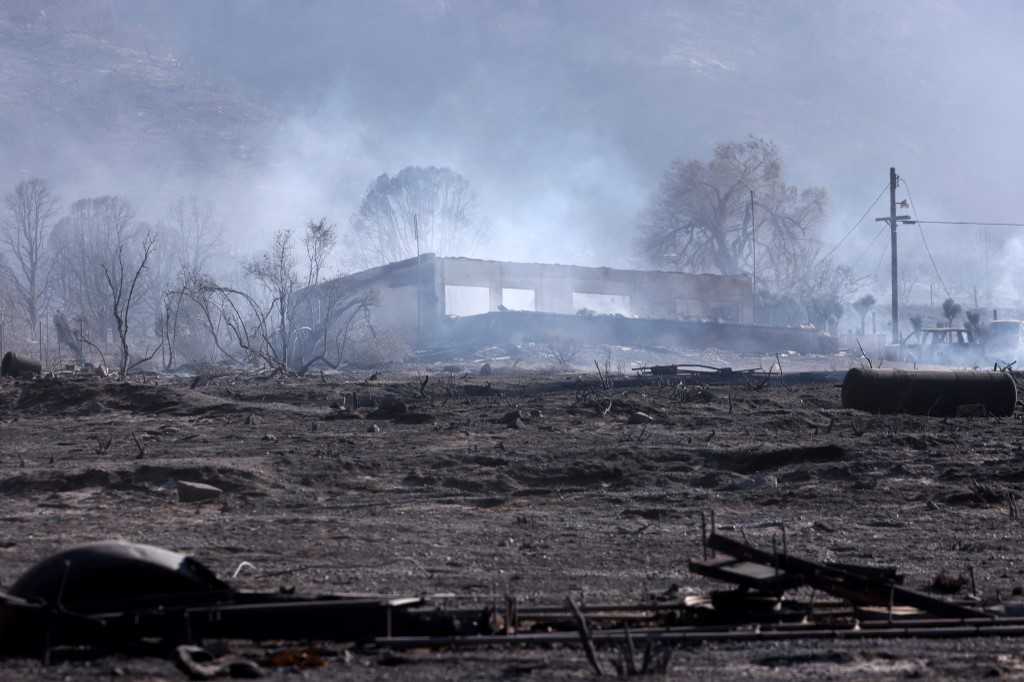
(841, 368), (1017, 417)
(0, 352), (40, 378)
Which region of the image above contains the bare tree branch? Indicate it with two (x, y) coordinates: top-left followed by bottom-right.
(348, 166), (486, 269)
(1, 178), (57, 330)
(102, 230), (157, 376)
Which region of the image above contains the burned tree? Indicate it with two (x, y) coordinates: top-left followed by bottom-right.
(290, 283), (378, 374)
(157, 271), (208, 370)
(175, 274), (377, 373)
(50, 196), (136, 358)
(171, 223), (377, 372)
(182, 277), (284, 369)
(1, 178), (57, 330)
(638, 137), (827, 286)
(165, 235), (300, 372)
(102, 230), (159, 376)
(53, 311), (84, 365)
(853, 293), (877, 335)
(304, 217), (336, 287)
(942, 297), (962, 328)
(348, 166), (486, 269)
(792, 256), (860, 334)
(244, 229), (299, 369)
(155, 197), (225, 369)
(964, 309), (984, 343)
(168, 196), (222, 275)
(637, 137), (871, 331)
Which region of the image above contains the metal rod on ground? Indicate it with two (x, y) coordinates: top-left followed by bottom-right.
(505, 593), (515, 635)
(710, 510), (716, 558)
(624, 623), (637, 675)
(566, 596), (603, 676)
(372, 621), (1024, 650)
(772, 535), (778, 578)
(701, 512), (707, 561)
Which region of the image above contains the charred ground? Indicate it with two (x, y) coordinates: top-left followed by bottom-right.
(2, 362), (1024, 679)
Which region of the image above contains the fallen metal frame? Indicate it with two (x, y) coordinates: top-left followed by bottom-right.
(694, 533), (988, 619)
(632, 364), (759, 377)
(0, 531), (1019, 664)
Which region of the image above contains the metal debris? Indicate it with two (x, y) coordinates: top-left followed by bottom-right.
(177, 480), (224, 504)
(841, 367), (1017, 417)
(5, 533), (1024, 670)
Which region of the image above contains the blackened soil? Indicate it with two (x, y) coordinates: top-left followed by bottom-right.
(2, 368), (1024, 679)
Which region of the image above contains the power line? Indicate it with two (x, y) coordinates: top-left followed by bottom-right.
(848, 222), (888, 273)
(871, 229), (889, 278)
(821, 182), (889, 262)
(899, 177), (950, 298)
(912, 220), (1024, 228)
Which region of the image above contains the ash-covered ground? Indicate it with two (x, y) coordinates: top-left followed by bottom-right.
(2, 349), (1024, 680)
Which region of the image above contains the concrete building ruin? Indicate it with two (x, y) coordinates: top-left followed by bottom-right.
(298, 254), (834, 357)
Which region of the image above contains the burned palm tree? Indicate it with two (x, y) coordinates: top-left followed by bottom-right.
(964, 310), (984, 343)
(942, 298), (962, 328)
(852, 293), (876, 335)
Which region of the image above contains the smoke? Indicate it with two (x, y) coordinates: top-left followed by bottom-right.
(4, 0), (1024, 294)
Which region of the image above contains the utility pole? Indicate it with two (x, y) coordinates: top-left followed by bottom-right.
(889, 167), (898, 344)
(750, 189), (756, 324)
(414, 213), (421, 348)
(875, 167), (912, 345)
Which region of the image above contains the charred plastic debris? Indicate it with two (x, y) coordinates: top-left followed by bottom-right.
(7, 532), (1024, 676)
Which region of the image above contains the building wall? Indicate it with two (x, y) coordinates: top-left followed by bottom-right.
(436, 257), (753, 323)
(298, 254), (757, 353)
(443, 311), (837, 355)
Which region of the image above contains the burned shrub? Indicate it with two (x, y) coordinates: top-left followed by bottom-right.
(345, 327), (410, 368)
(542, 335), (583, 368)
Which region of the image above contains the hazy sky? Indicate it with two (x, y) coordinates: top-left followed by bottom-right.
(5, 0), (1024, 299)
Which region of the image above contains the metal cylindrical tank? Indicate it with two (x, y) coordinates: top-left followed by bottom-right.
(841, 368), (1017, 417)
(0, 352), (40, 378)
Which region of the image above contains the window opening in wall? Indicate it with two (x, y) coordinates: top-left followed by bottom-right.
(572, 292), (630, 316)
(501, 288), (535, 311)
(444, 285), (490, 316)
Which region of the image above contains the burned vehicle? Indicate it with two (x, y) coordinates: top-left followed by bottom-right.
(899, 327), (981, 367)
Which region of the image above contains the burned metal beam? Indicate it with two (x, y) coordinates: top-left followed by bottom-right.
(704, 533), (987, 619)
(371, 620), (1024, 650)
